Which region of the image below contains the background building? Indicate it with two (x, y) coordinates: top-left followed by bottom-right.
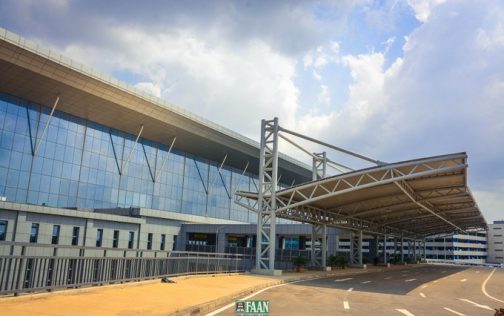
(425, 232), (487, 264)
(487, 220), (504, 264)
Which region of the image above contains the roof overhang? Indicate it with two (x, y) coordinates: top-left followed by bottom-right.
(236, 152), (487, 238)
(0, 28), (311, 184)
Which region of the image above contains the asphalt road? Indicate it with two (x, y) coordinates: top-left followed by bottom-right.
(212, 265), (504, 316)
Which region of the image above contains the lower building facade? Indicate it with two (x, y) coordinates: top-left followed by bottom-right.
(0, 202), (244, 258)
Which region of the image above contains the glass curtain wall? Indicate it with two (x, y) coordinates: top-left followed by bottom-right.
(0, 93), (267, 222)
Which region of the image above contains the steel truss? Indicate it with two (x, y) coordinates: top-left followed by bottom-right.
(311, 152), (327, 267)
(272, 155), (467, 215)
(256, 118), (279, 270)
(235, 117), (484, 271)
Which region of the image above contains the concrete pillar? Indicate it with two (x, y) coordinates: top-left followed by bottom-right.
(217, 231), (226, 253)
(83, 219), (94, 247)
(11, 211), (27, 256)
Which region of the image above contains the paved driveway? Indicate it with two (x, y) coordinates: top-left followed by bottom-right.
(213, 265), (504, 315)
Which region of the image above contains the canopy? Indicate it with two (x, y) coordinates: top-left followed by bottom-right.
(236, 152), (487, 238)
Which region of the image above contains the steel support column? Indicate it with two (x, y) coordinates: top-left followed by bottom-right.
(310, 224), (327, 268)
(312, 152), (327, 180)
(121, 125), (144, 175)
(256, 118), (279, 270)
(154, 137), (176, 182)
(383, 233), (388, 264)
(400, 235), (404, 263)
(413, 240), (417, 262)
(321, 225), (327, 268)
(310, 152), (327, 268)
(407, 240), (413, 260)
(209, 154), (228, 194)
(423, 238), (427, 262)
(374, 235), (379, 262)
(33, 95), (60, 156)
(350, 230), (363, 266)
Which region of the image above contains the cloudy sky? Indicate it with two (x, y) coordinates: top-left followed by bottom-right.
(0, 0), (503, 222)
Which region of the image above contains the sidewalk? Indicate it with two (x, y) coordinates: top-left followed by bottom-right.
(0, 264), (420, 316)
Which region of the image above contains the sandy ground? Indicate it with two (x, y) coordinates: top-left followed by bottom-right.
(0, 266), (402, 316)
(0, 274), (276, 316)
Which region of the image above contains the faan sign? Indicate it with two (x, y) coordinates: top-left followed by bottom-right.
(235, 300), (269, 316)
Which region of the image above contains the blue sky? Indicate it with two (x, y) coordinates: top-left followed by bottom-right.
(0, 0), (503, 222)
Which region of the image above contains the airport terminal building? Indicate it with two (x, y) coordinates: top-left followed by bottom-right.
(0, 27), (491, 289)
(0, 28), (310, 259)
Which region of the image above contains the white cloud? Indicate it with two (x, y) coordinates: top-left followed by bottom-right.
(382, 36), (395, 54)
(101, 28), (299, 137)
(407, 0), (446, 22)
(303, 54), (313, 68)
(473, 188), (504, 222)
(134, 82), (162, 98)
(296, 0), (504, 221)
(317, 85), (331, 105)
(303, 42), (340, 71)
(1, 0), (503, 222)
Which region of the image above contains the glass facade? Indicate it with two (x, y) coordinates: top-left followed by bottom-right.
(0, 93), (266, 222)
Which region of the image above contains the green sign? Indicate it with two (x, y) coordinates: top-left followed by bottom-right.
(235, 300), (269, 316)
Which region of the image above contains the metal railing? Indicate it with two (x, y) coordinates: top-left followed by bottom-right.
(0, 242), (253, 295)
(426, 258), (503, 268)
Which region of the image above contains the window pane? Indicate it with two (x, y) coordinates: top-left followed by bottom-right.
(96, 229), (103, 247)
(51, 225), (60, 245)
(30, 223), (39, 243)
(0, 220), (7, 241)
(72, 226), (80, 246)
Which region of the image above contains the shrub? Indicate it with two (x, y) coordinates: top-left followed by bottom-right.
(335, 255), (348, 268)
(328, 255), (338, 267)
(293, 255), (307, 268)
(389, 254), (401, 264)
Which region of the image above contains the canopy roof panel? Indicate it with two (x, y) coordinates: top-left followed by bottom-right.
(237, 152), (487, 238)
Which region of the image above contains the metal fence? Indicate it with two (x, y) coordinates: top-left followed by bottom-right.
(426, 258), (504, 268)
(0, 242), (253, 296)
(225, 246), (314, 270)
